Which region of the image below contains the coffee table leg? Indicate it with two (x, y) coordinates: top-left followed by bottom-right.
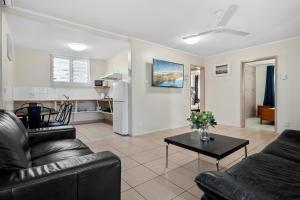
(166, 144), (169, 168)
(244, 146), (248, 158)
(216, 159), (220, 171)
(198, 153), (200, 170)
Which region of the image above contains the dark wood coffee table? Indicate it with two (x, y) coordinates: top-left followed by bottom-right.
(164, 131), (249, 171)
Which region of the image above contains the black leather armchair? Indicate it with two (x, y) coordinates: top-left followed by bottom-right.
(195, 129), (300, 200)
(0, 110), (121, 200)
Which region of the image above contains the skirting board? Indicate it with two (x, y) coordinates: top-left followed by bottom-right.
(70, 119), (107, 125)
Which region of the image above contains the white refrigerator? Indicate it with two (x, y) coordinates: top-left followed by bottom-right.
(112, 81), (129, 135)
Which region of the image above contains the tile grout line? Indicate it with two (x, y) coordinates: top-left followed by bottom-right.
(76, 123), (277, 200)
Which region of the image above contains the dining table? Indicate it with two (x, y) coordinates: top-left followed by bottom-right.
(15, 108), (59, 118)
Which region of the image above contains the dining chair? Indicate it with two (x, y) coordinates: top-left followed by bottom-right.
(47, 103), (73, 127)
(15, 107), (29, 128)
(41, 106), (52, 127)
(27, 106), (42, 129)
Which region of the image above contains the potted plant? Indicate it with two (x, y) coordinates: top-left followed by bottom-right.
(187, 111), (217, 141)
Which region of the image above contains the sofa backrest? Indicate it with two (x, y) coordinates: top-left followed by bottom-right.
(0, 110), (31, 170)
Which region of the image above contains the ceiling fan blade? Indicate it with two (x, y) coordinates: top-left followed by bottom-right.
(222, 28), (250, 36)
(182, 30), (213, 39)
(217, 4), (239, 27)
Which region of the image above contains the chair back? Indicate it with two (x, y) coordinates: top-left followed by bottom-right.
(15, 107), (29, 128)
(42, 106), (52, 127)
(21, 102), (44, 108)
(62, 103), (73, 125)
(55, 103), (67, 122)
(28, 106), (42, 129)
(58, 103), (72, 125)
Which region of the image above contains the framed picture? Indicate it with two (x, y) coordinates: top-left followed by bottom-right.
(7, 34), (13, 61)
(214, 63), (231, 76)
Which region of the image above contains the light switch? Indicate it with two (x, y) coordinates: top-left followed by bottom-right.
(280, 74), (288, 80)
(144, 80), (150, 86)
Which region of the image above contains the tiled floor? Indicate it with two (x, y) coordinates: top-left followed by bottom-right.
(245, 117), (275, 131)
(75, 123), (277, 200)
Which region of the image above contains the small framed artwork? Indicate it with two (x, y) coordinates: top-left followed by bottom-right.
(214, 63), (231, 76)
(7, 34), (13, 61)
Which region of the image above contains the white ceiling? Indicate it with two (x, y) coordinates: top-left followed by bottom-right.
(12, 0), (300, 56)
(7, 14), (130, 60)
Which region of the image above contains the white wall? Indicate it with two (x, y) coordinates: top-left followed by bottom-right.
(1, 10), (15, 110)
(130, 39), (203, 135)
(256, 65), (267, 109)
(205, 37), (300, 133)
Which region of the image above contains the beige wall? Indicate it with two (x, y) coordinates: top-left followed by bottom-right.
(130, 39), (203, 135)
(90, 59), (107, 81)
(204, 37), (300, 133)
(105, 51), (129, 81)
(14, 47), (107, 87)
(14, 48), (51, 87)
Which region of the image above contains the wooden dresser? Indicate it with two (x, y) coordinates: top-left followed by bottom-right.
(258, 106), (275, 124)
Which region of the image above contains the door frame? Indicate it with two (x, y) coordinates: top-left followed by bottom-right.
(240, 56), (278, 132)
(190, 65), (205, 112)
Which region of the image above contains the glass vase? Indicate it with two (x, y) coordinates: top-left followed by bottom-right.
(198, 126), (210, 141)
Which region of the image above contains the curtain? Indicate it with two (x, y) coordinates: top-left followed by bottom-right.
(263, 65), (275, 107)
(194, 75), (199, 104)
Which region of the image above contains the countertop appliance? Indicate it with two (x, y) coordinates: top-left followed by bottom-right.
(112, 81), (129, 135)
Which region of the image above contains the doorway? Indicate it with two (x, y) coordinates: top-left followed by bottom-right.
(241, 56), (277, 132)
(190, 65), (205, 112)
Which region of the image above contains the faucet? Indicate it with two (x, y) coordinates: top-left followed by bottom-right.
(63, 94), (70, 100)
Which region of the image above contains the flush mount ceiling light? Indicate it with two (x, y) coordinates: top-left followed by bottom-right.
(68, 43), (87, 51)
(182, 36), (202, 44)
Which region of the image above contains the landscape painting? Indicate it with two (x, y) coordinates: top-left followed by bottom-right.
(152, 59), (184, 88)
(214, 63), (231, 76)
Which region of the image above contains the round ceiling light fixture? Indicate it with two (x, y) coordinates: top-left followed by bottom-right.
(68, 43), (87, 51)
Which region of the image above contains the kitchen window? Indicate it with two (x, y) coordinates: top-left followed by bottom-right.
(51, 56), (91, 86)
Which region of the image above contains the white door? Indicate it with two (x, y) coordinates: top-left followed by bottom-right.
(244, 66), (256, 119)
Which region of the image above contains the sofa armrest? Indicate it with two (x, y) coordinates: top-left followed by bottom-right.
(0, 151), (121, 200)
(28, 126), (76, 145)
(195, 171), (270, 200)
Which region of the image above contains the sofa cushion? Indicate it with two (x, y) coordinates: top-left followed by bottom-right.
(0, 110), (31, 170)
(196, 153), (300, 200)
(31, 139), (92, 166)
(225, 153), (300, 200)
(262, 129), (300, 163)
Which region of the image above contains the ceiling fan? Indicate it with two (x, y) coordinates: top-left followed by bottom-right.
(0, 0), (13, 7)
(183, 4), (250, 44)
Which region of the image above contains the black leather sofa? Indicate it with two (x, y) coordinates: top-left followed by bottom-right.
(195, 129), (300, 200)
(0, 110), (121, 200)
